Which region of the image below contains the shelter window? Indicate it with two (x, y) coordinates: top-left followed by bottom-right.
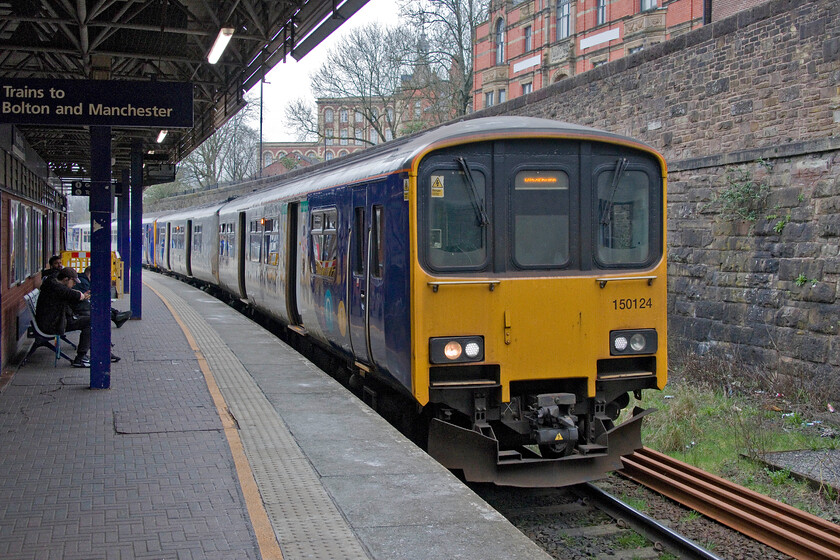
(311, 209), (337, 279)
(512, 170), (570, 267)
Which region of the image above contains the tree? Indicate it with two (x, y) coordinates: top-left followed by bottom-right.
(399, 0), (488, 117)
(285, 22), (421, 144)
(179, 95), (260, 188)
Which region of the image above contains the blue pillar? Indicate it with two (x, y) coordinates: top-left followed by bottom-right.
(89, 126), (112, 389)
(130, 140), (143, 319)
(119, 168), (130, 294)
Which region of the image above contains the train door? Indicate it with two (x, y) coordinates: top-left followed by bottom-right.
(348, 187), (371, 366)
(286, 202), (303, 328)
(165, 222), (171, 269)
(237, 212), (247, 299)
(185, 219), (193, 276)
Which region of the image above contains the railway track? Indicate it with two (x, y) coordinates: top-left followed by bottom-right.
(620, 447), (840, 560)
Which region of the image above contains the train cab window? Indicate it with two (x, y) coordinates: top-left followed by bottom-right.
(426, 167), (488, 269)
(596, 166), (652, 266)
(311, 209), (337, 279)
(264, 218), (280, 265)
(249, 220), (261, 262)
(512, 170), (570, 267)
(371, 206), (384, 278)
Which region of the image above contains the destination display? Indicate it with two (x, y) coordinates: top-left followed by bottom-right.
(0, 78), (193, 127)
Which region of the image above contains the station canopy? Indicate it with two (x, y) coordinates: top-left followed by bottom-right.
(0, 0), (368, 181)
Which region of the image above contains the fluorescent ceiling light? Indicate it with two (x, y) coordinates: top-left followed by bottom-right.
(208, 27), (235, 64)
(156, 130), (168, 143)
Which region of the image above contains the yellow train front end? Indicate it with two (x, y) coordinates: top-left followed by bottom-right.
(408, 128), (667, 487)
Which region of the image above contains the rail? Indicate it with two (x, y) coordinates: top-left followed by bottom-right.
(620, 447), (840, 560)
(574, 482), (723, 560)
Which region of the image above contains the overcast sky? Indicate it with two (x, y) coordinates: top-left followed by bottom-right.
(246, 0), (401, 142)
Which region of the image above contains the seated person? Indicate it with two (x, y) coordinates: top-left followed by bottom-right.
(73, 266), (132, 328)
(36, 267), (91, 368)
(42, 255), (63, 280)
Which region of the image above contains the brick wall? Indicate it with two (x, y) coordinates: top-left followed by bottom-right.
(473, 0), (840, 384)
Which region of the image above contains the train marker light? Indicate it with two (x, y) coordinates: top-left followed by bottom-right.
(444, 341), (462, 360)
(429, 336), (484, 364)
(610, 329), (658, 356)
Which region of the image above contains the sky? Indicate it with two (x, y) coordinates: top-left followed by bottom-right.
(247, 0), (402, 142)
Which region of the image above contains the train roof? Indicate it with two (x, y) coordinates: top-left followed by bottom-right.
(217, 116), (660, 213)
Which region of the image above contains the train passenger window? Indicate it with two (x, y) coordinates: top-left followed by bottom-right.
(219, 223), (226, 256)
(227, 223), (236, 258)
(353, 208), (365, 275)
(426, 168), (487, 269)
(512, 170), (570, 267)
(249, 220), (261, 262)
(193, 225), (202, 253)
(371, 206), (384, 278)
(596, 167), (651, 265)
(311, 209), (337, 279)
(264, 218), (280, 266)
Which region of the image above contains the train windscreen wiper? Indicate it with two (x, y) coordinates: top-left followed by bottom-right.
(599, 157), (629, 225)
(455, 157), (489, 226)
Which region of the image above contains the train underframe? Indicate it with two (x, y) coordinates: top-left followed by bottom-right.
(426, 367), (659, 487)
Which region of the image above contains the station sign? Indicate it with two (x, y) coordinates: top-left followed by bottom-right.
(0, 78), (193, 128)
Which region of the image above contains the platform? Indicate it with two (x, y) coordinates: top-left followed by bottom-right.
(0, 271), (550, 560)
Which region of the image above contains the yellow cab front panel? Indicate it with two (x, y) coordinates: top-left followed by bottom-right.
(408, 134), (667, 469)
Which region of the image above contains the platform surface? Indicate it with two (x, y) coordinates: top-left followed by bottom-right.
(0, 271), (550, 560)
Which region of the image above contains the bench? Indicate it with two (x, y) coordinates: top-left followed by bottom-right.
(21, 290), (78, 367)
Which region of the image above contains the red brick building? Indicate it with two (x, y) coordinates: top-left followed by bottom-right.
(473, 0), (706, 110)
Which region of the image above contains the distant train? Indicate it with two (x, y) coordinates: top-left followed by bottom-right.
(67, 220), (119, 252)
(144, 116), (668, 487)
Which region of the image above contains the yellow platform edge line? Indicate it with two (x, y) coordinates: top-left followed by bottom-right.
(145, 281), (284, 560)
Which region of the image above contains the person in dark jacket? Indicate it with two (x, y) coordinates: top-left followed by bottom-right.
(72, 267), (132, 328)
(36, 267), (91, 368)
(41, 255), (63, 280)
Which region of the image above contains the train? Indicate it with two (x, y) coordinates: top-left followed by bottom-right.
(143, 116), (668, 487)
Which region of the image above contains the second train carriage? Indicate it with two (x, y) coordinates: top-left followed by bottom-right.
(146, 116), (668, 486)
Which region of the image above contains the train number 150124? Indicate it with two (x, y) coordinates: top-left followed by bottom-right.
(612, 298), (653, 310)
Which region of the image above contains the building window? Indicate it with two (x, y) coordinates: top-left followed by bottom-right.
(499, 89), (506, 103)
(370, 129), (379, 145)
(485, 91), (494, 107)
(325, 108), (333, 123)
(557, 0), (571, 40)
(522, 82), (533, 95)
(641, 0), (657, 10)
(524, 26), (532, 52)
(355, 128), (364, 146)
(495, 19), (505, 65)
(628, 45), (644, 54)
(340, 128), (348, 145)
(325, 128), (334, 146)
(387, 107), (394, 121)
(385, 128), (393, 141)
(592, 59), (607, 68)
(340, 108), (348, 123)
(355, 110), (364, 123)
(597, 0), (607, 25)
(414, 101), (422, 118)
(263, 152), (272, 167)
(326, 152), (334, 160)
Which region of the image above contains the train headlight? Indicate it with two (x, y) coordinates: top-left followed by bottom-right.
(610, 329), (657, 356)
(430, 336), (484, 364)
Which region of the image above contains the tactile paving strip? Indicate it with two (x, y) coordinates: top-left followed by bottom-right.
(145, 276), (370, 560)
